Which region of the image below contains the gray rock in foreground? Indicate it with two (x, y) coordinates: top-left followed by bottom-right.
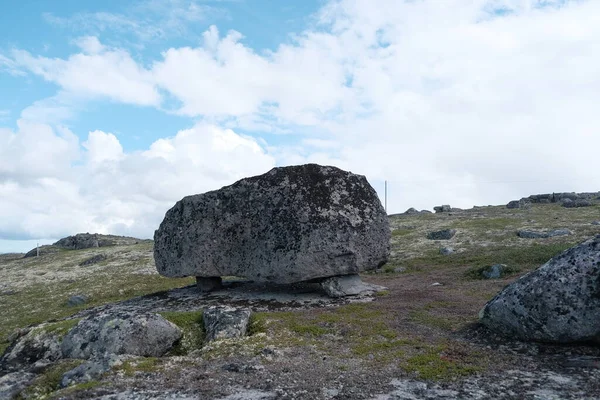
(479, 236), (600, 343)
(320, 274), (387, 298)
(0, 326), (62, 373)
(203, 306), (251, 342)
(154, 164), (390, 284)
(61, 311), (182, 359)
(0, 372), (37, 400)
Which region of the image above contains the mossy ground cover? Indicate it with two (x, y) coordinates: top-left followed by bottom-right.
(2, 200), (599, 396)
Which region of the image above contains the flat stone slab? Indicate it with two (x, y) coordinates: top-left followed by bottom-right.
(320, 274), (387, 298)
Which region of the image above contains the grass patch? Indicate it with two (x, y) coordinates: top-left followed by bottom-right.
(116, 357), (160, 377)
(392, 228), (413, 237)
(404, 346), (481, 380)
(451, 217), (515, 231)
(403, 242), (575, 272)
(159, 310), (204, 355)
(464, 264), (521, 280)
(17, 359), (83, 399)
(247, 313), (268, 336)
(409, 311), (457, 331)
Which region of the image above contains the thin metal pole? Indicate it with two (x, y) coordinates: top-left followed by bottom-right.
(36, 242), (39, 257)
(384, 180), (387, 213)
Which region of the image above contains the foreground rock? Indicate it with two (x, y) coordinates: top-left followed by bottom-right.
(154, 164), (390, 285)
(0, 372), (37, 399)
(203, 306), (251, 342)
(479, 236), (600, 342)
(0, 326), (62, 373)
(61, 311), (182, 359)
(320, 274), (387, 298)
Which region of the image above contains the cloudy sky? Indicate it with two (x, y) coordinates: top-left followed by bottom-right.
(1, 0), (599, 253)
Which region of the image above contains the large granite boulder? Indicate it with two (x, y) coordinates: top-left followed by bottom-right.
(154, 164), (390, 285)
(479, 236), (600, 343)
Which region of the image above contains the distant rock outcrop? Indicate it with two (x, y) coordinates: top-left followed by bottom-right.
(433, 205), (451, 213)
(154, 164), (390, 287)
(479, 236), (600, 343)
(23, 234), (146, 258)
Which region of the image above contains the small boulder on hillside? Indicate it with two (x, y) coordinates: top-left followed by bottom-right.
(203, 306), (251, 342)
(61, 311), (181, 359)
(479, 236), (600, 343)
(154, 164), (390, 285)
(427, 229), (456, 240)
(403, 207), (420, 215)
(507, 199), (531, 209)
(433, 205), (451, 213)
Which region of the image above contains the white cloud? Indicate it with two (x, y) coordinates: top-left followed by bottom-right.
(11, 44), (160, 106)
(43, 0), (225, 43)
(0, 121), (275, 248)
(3, 0), (600, 251)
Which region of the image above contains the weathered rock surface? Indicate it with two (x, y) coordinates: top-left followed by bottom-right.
(506, 199), (531, 209)
(0, 326), (62, 373)
(203, 306), (251, 342)
(439, 247), (454, 255)
(60, 355), (128, 388)
(320, 274), (387, 298)
(479, 236), (600, 342)
(563, 199), (593, 208)
(61, 311), (182, 359)
(154, 164), (390, 284)
(481, 264), (506, 279)
(67, 295), (88, 307)
(426, 229), (456, 240)
(0, 372), (37, 400)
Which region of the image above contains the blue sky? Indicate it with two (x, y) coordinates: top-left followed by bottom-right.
(1, 0), (599, 253)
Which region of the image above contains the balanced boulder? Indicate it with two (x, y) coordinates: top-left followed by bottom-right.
(479, 236), (600, 343)
(154, 164), (390, 285)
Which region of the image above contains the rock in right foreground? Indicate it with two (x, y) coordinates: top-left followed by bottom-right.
(479, 236), (600, 343)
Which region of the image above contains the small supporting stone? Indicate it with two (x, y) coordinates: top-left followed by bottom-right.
(196, 277), (222, 292)
(320, 274), (387, 298)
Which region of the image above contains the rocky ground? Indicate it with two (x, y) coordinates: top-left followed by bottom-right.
(1, 197), (600, 399)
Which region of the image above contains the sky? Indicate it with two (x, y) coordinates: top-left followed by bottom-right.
(1, 0), (599, 253)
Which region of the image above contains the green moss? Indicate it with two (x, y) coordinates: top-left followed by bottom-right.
(159, 310), (204, 355)
(464, 265), (521, 280)
(51, 380), (103, 398)
(409, 311), (457, 331)
(116, 357), (160, 377)
(17, 359), (83, 399)
(375, 290), (390, 297)
(404, 347), (481, 380)
(33, 319), (80, 338)
(248, 313), (268, 336)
